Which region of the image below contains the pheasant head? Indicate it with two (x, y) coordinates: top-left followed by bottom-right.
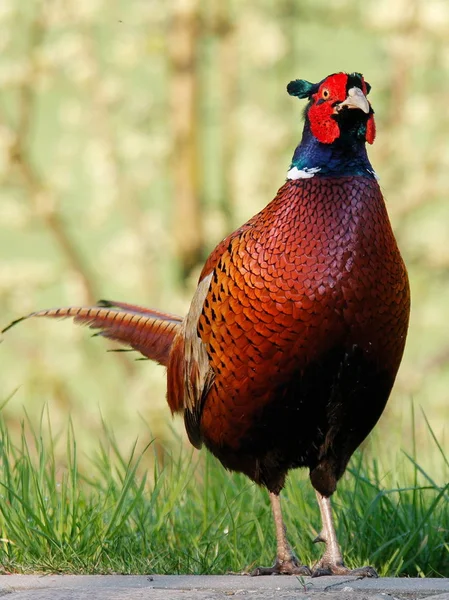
(287, 72), (377, 180)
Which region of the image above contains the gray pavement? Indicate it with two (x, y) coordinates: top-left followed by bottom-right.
(0, 575), (449, 600)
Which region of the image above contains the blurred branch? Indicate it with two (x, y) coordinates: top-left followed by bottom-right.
(211, 1), (237, 232)
(5, 9), (135, 376)
(168, 0), (204, 280)
(8, 11), (99, 305)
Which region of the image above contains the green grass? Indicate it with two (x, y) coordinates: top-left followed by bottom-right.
(0, 408), (447, 577)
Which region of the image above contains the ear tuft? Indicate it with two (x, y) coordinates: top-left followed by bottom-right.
(349, 72), (372, 96)
(287, 79), (317, 99)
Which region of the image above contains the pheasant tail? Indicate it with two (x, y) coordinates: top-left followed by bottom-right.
(2, 302), (182, 367)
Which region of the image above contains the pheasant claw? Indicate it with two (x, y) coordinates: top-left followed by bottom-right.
(252, 557), (311, 577)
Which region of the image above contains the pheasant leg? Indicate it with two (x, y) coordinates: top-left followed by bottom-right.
(251, 492), (311, 576)
(312, 491), (377, 578)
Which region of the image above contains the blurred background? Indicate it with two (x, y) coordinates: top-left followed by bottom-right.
(0, 0), (448, 478)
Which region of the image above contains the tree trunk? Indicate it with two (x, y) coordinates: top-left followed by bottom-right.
(168, 0), (203, 280)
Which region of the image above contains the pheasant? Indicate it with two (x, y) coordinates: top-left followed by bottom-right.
(3, 72), (410, 577)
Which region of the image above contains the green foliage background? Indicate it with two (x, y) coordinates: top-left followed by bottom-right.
(0, 0), (448, 480)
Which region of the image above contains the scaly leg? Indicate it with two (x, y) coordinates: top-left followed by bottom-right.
(252, 492), (311, 576)
(312, 491), (377, 578)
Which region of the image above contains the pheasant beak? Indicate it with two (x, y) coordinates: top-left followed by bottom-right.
(336, 87), (370, 114)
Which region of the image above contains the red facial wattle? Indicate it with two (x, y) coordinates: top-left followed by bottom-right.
(308, 100), (340, 144)
(366, 114), (376, 145)
(307, 73), (375, 145)
(308, 73), (348, 144)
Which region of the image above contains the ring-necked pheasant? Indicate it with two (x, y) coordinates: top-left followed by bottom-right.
(3, 72), (410, 577)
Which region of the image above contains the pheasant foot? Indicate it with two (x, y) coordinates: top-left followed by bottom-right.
(252, 491), (311, 576)
(312, 491), (378, 578)
(311, 560), (377, 578)
(252, 556), (311, 576)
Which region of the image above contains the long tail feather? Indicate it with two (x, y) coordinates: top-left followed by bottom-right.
(2, 303), (183, 366)
(96, 299), (182, 322)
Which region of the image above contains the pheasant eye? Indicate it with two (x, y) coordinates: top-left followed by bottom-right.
(322, 89), (330, 99)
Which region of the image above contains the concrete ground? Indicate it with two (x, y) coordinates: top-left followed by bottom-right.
(0, 575), (448, 600)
